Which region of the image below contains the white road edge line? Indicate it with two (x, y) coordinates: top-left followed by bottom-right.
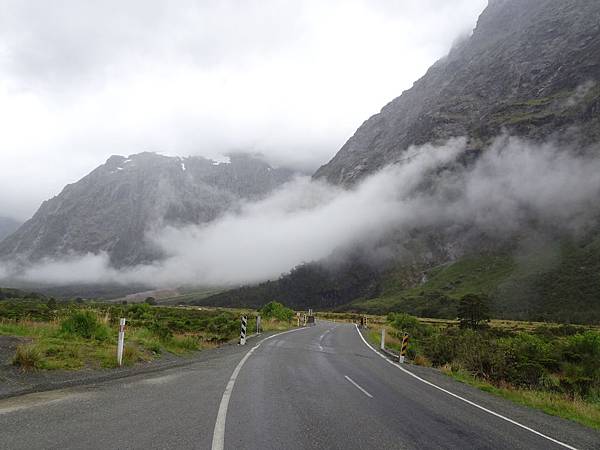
(354, 324), (578, 450)
(211, 327), (307, 450)
(344, 375), (373, 398)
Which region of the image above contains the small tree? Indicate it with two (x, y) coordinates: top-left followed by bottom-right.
(260, 301), (294, 322)
(145, 297), (156, 305)
(458, 293), (490, 330)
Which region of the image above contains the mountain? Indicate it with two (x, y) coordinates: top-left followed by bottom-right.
(314, 0), (600, 185)
(0, 217), (21, 242)
(201, 0), (600, 323)
(0, 152), (295, 267)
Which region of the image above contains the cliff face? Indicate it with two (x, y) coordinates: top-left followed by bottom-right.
(202, 0), (600, 323)
(314, 0), (600, 186)
(0, 152), (295, 267)
(0, 217), (21, 242)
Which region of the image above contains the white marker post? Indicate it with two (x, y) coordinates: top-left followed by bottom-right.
(256, 315), (261, 334)
(117, 318), (126, 366)
(380, 328), (385, 350)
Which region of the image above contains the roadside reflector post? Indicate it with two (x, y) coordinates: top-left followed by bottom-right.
(399, 333), (409, 363)
(240, 316), (247, 345)
(380, 327), (385, 350)
(256, 315), (261, 334)
(117, 318), (126, 366)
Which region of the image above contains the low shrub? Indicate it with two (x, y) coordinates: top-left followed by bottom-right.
(13, 344), (42, 370)
(149, 320), (173, 341)
(261, 301), (294, 322)
(387, 312), (432, 338)
(60, 310), (109, 341)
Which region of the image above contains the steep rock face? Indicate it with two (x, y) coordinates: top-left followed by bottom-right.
(204, 0), (600, 323)
(314, 0), (600, 185)
(0, 217), (21, 242)
(0, 152), (294, 266)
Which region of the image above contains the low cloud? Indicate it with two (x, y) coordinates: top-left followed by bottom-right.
(0, 0), (487, 220)
(3, 135), (600, 289)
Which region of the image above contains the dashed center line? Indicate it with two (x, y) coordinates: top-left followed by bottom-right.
(344, 375), (373, 398)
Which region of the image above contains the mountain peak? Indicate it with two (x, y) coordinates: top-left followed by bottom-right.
(314, 0), (600, 186)
(0, 153), (296, 267)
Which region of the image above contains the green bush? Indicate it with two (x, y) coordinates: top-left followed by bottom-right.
(149, 320), (173, 341)
(453, 330), (506, 381)
(387, 312), (432, 338)
(500, 333), (555, 388)
(423, 328), (459, 366)
(260, 301), (294, 322)
(60, 310), (109, 341)
(560, 331), (600, 396)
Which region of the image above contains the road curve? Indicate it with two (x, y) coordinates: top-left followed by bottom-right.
(222, 322), (599, 450)
(0, 321), (598, 449)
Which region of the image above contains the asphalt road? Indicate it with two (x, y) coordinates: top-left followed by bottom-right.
(1, 321), (598, 449)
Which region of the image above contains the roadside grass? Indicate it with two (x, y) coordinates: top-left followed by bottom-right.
(1, 303), (295, 371)
(261, 318), (294, 332)
(442, 367), (600, 430)
(12, 344), (43, 370)
(357, 313), (600, 431)
(368, 325), (403, 353)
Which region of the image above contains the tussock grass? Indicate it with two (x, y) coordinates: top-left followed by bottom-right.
(13, 344), (43, 370)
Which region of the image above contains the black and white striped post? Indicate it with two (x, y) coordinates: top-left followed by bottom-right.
(240, 316), (247, 345)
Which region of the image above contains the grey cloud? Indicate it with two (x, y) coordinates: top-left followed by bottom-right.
(4, 135), (600, 288)
(0, 0), (488, 220)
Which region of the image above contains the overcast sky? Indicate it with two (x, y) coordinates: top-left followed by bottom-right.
(0, 0), (487, 221)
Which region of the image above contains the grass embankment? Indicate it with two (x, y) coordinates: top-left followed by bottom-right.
(320, 311), (600, 430)
(0, 300), (295, 371)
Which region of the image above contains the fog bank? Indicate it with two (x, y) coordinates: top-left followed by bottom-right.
(3, 135), (600, 288)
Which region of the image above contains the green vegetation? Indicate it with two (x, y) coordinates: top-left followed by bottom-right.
(191, 259), (382, 311)
(0, 300), (293, 371)
(347, 234), (600, 324)
(158, 287), (225, 305)
(260, 301), (294, 322)
(0, 287), (46, 301)
(346, 254), (513, 318)
(60, 310), (109, 340)
(367, 313), (600, 429)
(12, 344), (43, 370)
(457, 293), (490, 329)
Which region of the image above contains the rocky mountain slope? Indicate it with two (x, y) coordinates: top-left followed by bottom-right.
(0, 152), (294, 267)
(0, 217), (21, 242)
(314, 0), (600, 185)
(203, 0), (600, 323)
